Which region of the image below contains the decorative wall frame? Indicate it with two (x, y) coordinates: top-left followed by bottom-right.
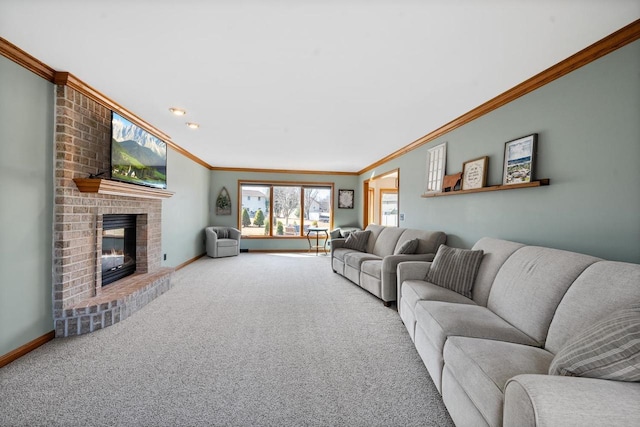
(462, 156), (489, 190)
(503, 134), (537, 185)
(424, 142), (447, 195)
(338, 189), (354, 209)
(216, 186), (232, 215)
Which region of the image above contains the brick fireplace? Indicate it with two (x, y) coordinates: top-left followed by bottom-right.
(53, 81), (173, 337)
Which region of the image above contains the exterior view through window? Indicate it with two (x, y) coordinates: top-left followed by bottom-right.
(240, 183), (332, 237)
(380, 190), (398, 226)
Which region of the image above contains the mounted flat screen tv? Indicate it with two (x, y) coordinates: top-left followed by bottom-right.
(110, 111), (167, 189)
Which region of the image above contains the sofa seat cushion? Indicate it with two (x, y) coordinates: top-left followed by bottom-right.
(402, 280), (477, 312)
(414, 300), (539, 356)
(332, 248), (356, 263)
(216, 238), (238, 248)
(443, 336), (554, 427)
(360, 259), (382, 278)
(343, 251), (381, 270)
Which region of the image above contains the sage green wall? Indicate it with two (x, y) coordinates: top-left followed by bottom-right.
(161, 150), (211, 267)
(361, 40), (640, 263)
(210, 170), (359, 250)
(0, 56), (54, 356)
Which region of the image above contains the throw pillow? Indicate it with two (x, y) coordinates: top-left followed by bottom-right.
(395, 238), (419, 255)
(343, 230), (371, 252)
(329, 228), (342, 240)
(426, 244), (484, 298)
(216, 228), (229, 239)
(548, 304), (640, 382)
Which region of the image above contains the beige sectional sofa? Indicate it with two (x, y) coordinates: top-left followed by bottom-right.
(397, 237), (640, 427)
(331, 224), (446, 306)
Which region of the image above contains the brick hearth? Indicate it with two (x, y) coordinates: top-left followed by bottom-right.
(53, 84), (173, 337)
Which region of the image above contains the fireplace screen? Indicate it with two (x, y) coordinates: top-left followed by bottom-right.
(102, 215), (136, 286)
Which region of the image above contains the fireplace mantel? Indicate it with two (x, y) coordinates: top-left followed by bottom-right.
(74, 178), (174, 199)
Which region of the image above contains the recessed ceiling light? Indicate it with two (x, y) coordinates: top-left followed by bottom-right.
(186, 122), (200, 129)
(169, 107), (186, 116)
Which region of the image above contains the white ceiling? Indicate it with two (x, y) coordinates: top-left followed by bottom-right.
(2, 1), (638, 172)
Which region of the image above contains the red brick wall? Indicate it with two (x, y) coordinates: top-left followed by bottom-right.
(53, 85), (163, 323)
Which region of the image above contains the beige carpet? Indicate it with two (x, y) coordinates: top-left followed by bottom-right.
(0, 253), (453, 427)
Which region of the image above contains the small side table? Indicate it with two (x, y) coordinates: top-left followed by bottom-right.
(306, 227), (329, 255)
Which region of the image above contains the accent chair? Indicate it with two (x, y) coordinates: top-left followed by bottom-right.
(205, 226), (241, 258)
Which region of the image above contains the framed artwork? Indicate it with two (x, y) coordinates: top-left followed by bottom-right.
(338, 189), (354, 209)
(424, 142), (447, 194)
(503, 134), (537, 185)
(216, 187), (232, 215)
(462, 156), (489, 190)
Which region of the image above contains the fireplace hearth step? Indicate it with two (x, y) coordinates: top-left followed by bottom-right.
(56, 268), (174, 337)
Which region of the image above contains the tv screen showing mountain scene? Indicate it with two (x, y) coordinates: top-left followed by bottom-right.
(111, 112), (167, 189)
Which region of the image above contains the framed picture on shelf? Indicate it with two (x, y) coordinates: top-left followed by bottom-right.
(502, 134), (537, 185)
(462, 156), (488, 190)
(338, 189), (354, 209)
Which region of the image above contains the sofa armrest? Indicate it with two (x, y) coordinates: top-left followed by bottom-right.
(205, 227), (218, 257)
(330, 237), (347, 257)
(228, 227), (242, 241)
(504, 374), (640, 427)
(396, 261), (432, 315)
(397, 260), (432, 283)
(379, 254), (434, 302)
(383, 253), (434, 270)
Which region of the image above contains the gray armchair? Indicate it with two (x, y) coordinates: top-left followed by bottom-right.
(205, 226), (241, 258)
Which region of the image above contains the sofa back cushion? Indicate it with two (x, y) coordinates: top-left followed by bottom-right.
(364, 224), (386, 253)
(371, 226), (405, 257)
(545, 261), (640, 354)
(487, 246), (600, 346)
(396, 229), (446, 256)
(342, 230), (371, 252)
(470, 238), (526, 307)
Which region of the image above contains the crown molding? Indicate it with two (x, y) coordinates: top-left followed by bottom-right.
(54, 71), (172, 141)
(0, 37), (55, 81)
(1, 38), (213, 170)
(210, 166), (358, 175)
(53, 71), (212, 169)
(3, 16), (639, 179)
(358, 19), (640, 175)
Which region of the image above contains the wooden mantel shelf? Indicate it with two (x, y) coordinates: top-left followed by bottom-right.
(422, 179), (550, 198)
(73, 178), (174, 199)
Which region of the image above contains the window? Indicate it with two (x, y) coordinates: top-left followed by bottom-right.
(365, 169), (399, 228)
(239, 182), (333, 237)
(380, 190), (398, 227)
(425, 142), (447, 194)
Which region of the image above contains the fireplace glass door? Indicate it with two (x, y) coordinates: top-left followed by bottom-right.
(102, 215), (136, 285)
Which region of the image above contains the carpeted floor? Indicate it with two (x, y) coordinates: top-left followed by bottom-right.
(0, 253), (454, 427)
